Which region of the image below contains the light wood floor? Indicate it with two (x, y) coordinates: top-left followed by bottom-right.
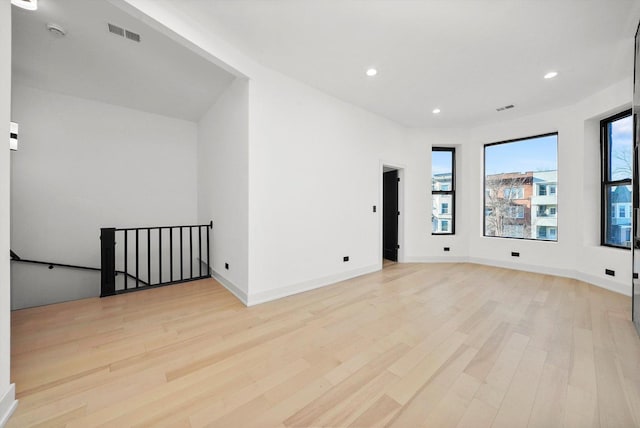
(8, 263), (640, 427)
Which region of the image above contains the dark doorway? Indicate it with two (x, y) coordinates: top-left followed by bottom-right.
(383, 169), (399, 262)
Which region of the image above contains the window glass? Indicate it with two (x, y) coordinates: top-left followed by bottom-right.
(484, 134), (558, 241)
(432, 148), (455, 234)
(601, 112), (632, 248)
(604, 185), (632, 247)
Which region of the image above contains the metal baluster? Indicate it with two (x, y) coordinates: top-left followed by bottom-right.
(159, 228), (162, 284)
(124, 230), (128, 290)
(198, 226), (202, 277)
(147, 228), (151, 286)
(180, 227), (184, 280)
(189, 227), (193, 279)
(206, 223), (210, 276)
(169, 228), (173, 282)
(135, 229), (139, 288)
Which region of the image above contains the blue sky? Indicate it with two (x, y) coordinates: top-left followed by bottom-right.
(612, 115), (633, 142)
(432, 151), (453, 175)
(484, 134), (557, 175)
(610, 115), (633, 180)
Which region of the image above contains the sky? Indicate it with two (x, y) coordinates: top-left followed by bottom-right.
(432, 151), (453, 175)
(610, 115), (633, 181)
(484, 134), (557, 175)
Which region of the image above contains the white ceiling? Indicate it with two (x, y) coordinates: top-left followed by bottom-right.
(159, 0), (640, 128)
(11, 0), (236, 122)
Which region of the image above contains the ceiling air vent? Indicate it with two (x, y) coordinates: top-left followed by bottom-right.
(107, 23), (141, 43)
(108, 23), (124, 37)
(125, 30), (141, 43)
(496, 104), (515, 112)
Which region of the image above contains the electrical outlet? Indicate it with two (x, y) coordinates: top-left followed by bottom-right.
(511, 251), (520, 257)
(343, 256), (349, 262)
(225, 262), (229, 270)
(444, 247), (450, 252)
(605, 269), (615, 277)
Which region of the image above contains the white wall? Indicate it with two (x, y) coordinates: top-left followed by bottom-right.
(10, 84), (198, 308)
(197, 77), (249, 298)
(467, 78), (632, 295)
(247, 68), (409, 304)
(0, 1), (16, 426)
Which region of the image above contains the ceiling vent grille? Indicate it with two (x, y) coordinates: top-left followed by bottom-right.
(125, 30), (141, 43)
(107, 23), (141, 43)
(496, 104), (515, 112)
(107, 23), (124, 37)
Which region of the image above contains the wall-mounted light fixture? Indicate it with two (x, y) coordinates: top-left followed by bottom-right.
(11, 0), (38, 11)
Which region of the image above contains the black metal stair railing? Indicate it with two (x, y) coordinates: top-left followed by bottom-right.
(100, 221), (213, 297)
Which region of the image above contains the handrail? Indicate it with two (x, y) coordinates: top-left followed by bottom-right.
(10, 250), (99, 271)
(115, 220), (213, 232)
(9, 250), (149, 285)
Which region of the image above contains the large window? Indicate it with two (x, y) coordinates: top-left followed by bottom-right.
(601, 110), (632, 248)
(432, 147), (455, 234)
(484, 133), (558, 241)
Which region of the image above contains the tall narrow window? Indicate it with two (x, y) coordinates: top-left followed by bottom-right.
(601, 110), (632, 248)
(484, 133), (558, 241)
(432, 147), (455, 234)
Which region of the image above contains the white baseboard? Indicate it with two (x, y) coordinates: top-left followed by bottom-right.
(210, 269), (249, 306)
(404, 256), (469, 264)
(210, 255), (630, 307)
(0, 384), (17, 427)
(247, 263), (381, 306)
(467, 256), (576, 280)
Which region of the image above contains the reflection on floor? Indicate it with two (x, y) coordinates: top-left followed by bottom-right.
(383, 258), (397, 268)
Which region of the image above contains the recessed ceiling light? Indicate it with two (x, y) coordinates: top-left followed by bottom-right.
(366, 68), (377, 77)
(544, 71), (558, 79)
(11, 0), (37, 11)
(432, 108), (441, 114)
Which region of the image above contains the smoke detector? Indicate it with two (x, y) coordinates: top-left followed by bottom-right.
(46, 23), (66, 37)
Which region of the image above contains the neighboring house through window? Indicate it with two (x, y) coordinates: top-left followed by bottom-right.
(432, 147), (455, 234)
(484, 133), (558, 241)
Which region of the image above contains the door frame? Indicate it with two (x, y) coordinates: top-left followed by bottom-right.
(379, 161), (405, 264)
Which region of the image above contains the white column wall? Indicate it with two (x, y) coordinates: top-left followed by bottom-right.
(197, 77), (250, 300)
(0, 2), (16, 425)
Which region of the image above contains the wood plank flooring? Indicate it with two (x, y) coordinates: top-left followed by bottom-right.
(8, 263), (640, 427)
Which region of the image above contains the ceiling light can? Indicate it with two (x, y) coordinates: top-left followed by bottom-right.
(366, 68), (377, 77)
(544, 71), (558, 79)
(11, 0), (37, 11)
